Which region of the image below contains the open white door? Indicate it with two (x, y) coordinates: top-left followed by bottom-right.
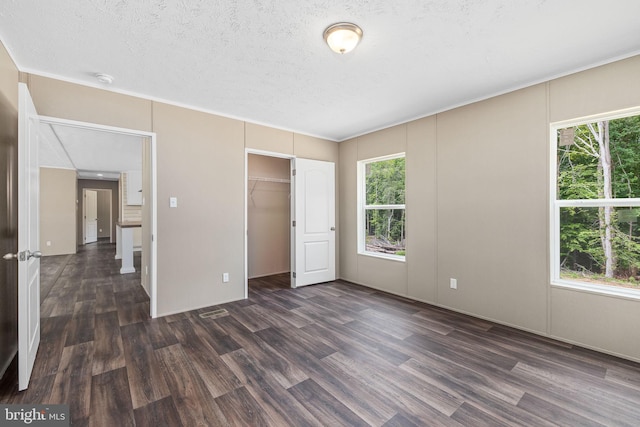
(84, 189), (98, 244)
(293, 158), (335, 287)
(18, 83), (41, 391)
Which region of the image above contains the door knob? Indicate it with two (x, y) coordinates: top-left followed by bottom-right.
(3, 250), (41, 261)
(330, 227), (336, 231)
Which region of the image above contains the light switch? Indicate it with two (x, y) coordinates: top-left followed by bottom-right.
(169, 197), (178, 208)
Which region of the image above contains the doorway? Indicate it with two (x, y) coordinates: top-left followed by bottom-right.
(246, 153), (292, 290)
(81, 188), (113, 245)
(39, 116), (158, 317)
(244, 149), (337, 298)
(83, 189), (98, 244)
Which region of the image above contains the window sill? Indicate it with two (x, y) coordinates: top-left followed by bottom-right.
(358, 251), (406, 263)
(551, 279), (640, 301)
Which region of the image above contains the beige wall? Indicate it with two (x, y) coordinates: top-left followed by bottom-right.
(97, 190), (111, 239)
(25, 72), (338, 318)
(246, 123), (294, 154)
(153, 101), (246, 314)
(339, 55), (640, 362)
(27, 75), (152, 131)
(40, 167), (77, 255)
(17, 40), (638, 360)
(437, 84), (549, 333)
(338, 138), (358, 281)
(247, 154), (290, 278)
(406, 117), (437, 303)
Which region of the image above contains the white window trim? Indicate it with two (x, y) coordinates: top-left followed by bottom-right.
(550, 107), (640, 301)
(357, 153), (406, 262)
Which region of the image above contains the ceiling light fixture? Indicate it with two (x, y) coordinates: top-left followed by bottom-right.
(323, 22), (363, 54)
(95, 73), (114, 85)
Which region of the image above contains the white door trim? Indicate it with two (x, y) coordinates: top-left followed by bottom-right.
(244, 148), (295, 298)
(38, 115), (159, 318)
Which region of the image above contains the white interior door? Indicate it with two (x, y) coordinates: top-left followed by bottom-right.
(293, 158), (335, 287)
(84, 189), (98, 244)
(17, 83), (41, 391)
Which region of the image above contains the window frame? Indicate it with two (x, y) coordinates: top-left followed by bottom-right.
(357, 153), (406, 262)
(550, 107), (640, 300)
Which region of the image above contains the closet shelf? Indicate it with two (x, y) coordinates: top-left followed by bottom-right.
(248, 176), (291, 200)
(248, 176), (290, 184)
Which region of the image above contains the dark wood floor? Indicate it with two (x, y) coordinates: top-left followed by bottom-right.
(1, 242), (640, 426)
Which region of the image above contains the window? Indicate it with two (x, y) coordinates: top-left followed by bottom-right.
(358, 154), (406, 260)
(551, 109), (640, 298)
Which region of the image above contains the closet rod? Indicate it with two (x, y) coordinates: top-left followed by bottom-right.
(248, 176), (290, 184)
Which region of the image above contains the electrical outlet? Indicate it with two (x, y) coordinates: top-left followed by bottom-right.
(46, 241), (51, 247)
(222, 273), (229, 283)
(450, 278), (457, 290)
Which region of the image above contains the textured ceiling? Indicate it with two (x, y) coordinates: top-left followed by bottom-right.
(39, 122), (142, 180)
(1, 0), (640, 141)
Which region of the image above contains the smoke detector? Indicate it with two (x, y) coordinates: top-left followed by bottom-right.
(95, 73), (114, 85)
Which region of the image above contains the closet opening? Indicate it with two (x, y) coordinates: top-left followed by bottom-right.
(246, 152), (293, 292)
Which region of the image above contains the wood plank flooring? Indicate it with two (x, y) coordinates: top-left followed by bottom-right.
(2, 241), (640, 426)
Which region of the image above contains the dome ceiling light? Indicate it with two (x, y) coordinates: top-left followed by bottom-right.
(323, 22), (363, 54)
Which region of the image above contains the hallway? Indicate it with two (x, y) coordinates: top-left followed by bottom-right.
(0, 241), (148, 425)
